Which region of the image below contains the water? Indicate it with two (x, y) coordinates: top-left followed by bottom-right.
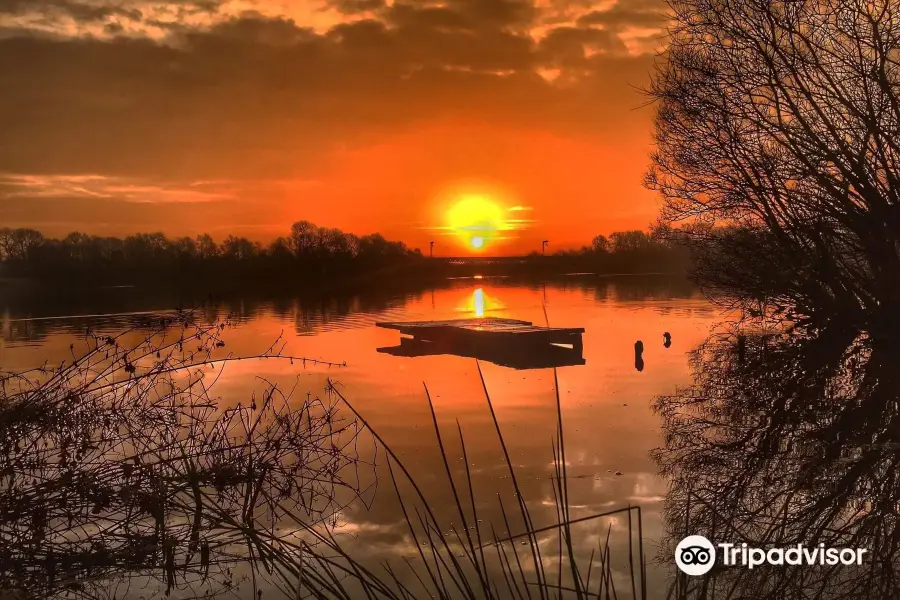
(0, 275), (719, 598)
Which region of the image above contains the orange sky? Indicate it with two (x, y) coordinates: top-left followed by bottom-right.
(0, 0), (669, 256)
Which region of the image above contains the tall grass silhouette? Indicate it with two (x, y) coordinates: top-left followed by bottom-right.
(0, 316), (647, 599)
(292, 365), (648, 600)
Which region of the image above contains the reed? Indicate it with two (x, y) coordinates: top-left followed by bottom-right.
(0, 317), (647, 599)
(0, 314), (367, 599)
(289, 364), (648, 600)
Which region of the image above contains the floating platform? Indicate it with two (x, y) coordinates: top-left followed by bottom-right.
(375, 317), (585, 370)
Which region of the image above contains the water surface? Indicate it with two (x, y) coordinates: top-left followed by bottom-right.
(0, 275), (719, 598)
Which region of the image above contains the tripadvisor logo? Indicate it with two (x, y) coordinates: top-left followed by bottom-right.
(675, 536), (716, 576)
(675, 535), (869, 576)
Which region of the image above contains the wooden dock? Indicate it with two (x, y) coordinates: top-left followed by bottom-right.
(376, 317), (585, 353)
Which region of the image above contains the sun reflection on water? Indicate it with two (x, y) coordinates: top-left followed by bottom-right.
(456, 287), (504, 318)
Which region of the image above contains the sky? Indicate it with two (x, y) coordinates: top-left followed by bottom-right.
(0, 0), (669, 255)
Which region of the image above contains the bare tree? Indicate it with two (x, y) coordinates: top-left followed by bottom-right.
(647, 0), (900, 330)
(654, 327), (900, 599)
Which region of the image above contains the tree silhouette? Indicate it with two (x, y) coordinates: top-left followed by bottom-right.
(655, 323), (900, 599)
(647, 0), (900, 330)
(0, 223), (692, 285)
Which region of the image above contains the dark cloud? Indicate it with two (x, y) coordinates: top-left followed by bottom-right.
(0, 0), (220, 21)
(0, 2), (659, 182)
(539, 25), (627, 64)
(383, 3), (472, 31)
(444, 0), (537, 29)
(576, 0), (668, 30)
(382, 0), (537, 31)
(197, 12), (318, 44)
(0, 0), (134, 20)
(326, 0), (385, 15)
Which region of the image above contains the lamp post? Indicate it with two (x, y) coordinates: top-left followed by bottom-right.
(542, 240), (549, 255)
(429, 241), (434, 258)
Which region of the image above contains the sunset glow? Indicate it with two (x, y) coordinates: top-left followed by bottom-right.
(447, 195), (505, 252)
(3, 1), (892, 597)
(0, 0), (671, 253)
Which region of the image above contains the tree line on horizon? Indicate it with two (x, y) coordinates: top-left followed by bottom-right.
(0, 221), (419, 280)
(0, 221), (691, 282)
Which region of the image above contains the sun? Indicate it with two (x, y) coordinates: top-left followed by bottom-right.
(446, 195), (504, 251)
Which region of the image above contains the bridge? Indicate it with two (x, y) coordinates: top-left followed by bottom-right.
(434, 256), (533, 265)
(401, 254), (594, 278)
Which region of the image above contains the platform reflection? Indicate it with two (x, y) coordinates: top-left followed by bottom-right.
(377, 335), (586, 370)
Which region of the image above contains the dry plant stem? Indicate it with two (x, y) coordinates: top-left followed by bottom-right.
(0, 315), (368, 600)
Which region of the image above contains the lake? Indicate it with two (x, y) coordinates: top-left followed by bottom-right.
(0, 274), (719, 598)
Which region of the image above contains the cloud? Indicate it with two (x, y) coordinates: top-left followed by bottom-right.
(0, 173), (239, 202)
(0, 3), (660, 176)
(0, 0), (140, 22)
(538, 24), (627, 64)
(326, 0), (385, 15)
(0, 1), (666, 241)
(575, 0), (668, 31)
(0, 0), (224, 33)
